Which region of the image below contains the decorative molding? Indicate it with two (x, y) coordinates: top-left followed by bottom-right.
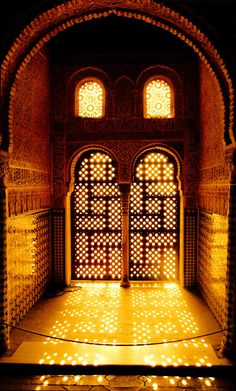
(8, 189), (51, 217)
(65, 117), (188, 135)
(199, 185), (230, 216)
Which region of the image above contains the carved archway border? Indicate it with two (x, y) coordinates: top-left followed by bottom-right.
(68, 144), (120, 192)
(132, 143), (183, 193)
(1, 0), (235, 150)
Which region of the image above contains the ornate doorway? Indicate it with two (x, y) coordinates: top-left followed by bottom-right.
(129, 150), (179, 280)
(71, 150), (122, 280)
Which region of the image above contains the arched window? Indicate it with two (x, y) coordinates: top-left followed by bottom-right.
(75, 78), (105, 118)
(144, 78), (174, 118)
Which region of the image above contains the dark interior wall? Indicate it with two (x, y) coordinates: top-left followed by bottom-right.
(198, 60), (232, 327)
(6, 48), (52, 325)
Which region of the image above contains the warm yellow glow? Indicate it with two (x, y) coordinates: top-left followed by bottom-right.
(36, 282), (216, 384)
(130, 152), (178, 280)
(77, 80), (104, 118)
(73, 152), (122, 280)
(145, 79), (172, 118)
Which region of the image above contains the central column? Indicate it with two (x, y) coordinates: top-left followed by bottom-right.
(119, 183), (131, 288)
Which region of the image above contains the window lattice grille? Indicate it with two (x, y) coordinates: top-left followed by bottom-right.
(130, 152), (179, 280)
(145, 79), (172, 118)
(72, 151), (122, 280)
(77, 80), (104, 118)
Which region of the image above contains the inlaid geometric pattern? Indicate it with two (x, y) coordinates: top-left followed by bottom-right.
(52, 209), (65, 284)
(72, 151), (122, 280)
(130, 152), (179, 280)
(7, 212), (51, 325)
(145, 79), (172, 118)
(198, 211), (228, 327)
(184, 209), (198, 287)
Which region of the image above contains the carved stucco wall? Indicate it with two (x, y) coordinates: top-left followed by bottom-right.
(6, 48), (52, 326)
(198, 59), (231, 327)
(8, 49), (52, 217)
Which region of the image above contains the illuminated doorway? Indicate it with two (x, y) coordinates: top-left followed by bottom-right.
(71, 150), (122, 280)
(130, 150), (179, 280)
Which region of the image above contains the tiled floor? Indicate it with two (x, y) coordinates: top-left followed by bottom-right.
(0, 281), (235, 390)
(0, 374), (235, 390)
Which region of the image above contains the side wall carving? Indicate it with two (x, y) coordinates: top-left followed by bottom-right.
(1, 49), (53, 346)
(7, 212), (51, 325)
(198, 60), (232, 329)
(198, 211), (228, 327)
(8, 48), (52, 216)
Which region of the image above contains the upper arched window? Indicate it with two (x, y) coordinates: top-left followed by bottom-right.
(75, 78), (105, 118)
(144, 78), (174, 118)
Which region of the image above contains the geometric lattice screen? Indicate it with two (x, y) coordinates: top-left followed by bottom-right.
(145, 79), (172, 118)
(71, 151), (122, 280)
(130, 151), (179, 280)
(77, 80), (104, 118)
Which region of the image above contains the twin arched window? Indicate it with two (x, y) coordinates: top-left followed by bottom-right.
(75, 77), (174, 118)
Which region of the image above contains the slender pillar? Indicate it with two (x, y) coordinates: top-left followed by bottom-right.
(119, 183), (131, 288)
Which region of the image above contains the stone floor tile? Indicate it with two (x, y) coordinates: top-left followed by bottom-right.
(108, 375), (144, 387)
(76, 375), (110, 386)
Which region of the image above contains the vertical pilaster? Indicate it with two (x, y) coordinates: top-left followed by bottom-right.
(119, 184), (131, 288)
(0, 157), (10, 352)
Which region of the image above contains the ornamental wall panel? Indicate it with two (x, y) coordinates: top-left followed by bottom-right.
(7, 212), (51, 325)
(198, 211), (228, 327)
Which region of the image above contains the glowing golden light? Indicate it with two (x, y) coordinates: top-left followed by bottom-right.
(130, 152), (178, 280)
(36, 281), (216, 382)
(145, 79), (172, 118)
(73, 152), (122, 280)
(77, 80), (104, 118)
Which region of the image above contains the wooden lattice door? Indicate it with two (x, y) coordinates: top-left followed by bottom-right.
(129, 150), (179, 280)
(71, 150), (122, 280)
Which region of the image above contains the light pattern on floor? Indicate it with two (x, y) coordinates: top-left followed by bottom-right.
(31, 374), (216, 390)
(0, 282), (229, 390)
(13, 282), (220, 369)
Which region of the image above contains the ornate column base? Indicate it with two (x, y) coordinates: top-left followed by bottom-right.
(120, 276), (130, 288)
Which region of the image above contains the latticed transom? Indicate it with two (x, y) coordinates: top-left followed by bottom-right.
(145, 79), (172, 118)
(130, 152), (179, 280)
(72, 151), (122, 280)
(77, 80), (104, 118)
